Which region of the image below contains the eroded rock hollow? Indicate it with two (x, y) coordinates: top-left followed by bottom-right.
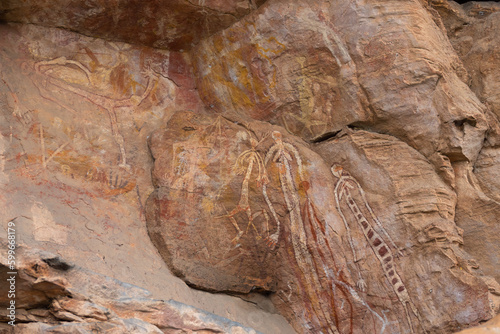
(1, 0), (499, 333)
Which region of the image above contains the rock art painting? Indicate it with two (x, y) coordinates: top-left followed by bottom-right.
(146, 112), (493, 334)
(332, 165), (423, 333)
(1, 23), (293, 334)
(32, 54), (160, 167)
(146, 111), (496, 333)
(147, 112), (357, 332)
(315, 129), (494, 334)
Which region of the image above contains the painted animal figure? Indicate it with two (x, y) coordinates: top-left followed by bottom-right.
(34, 57), (158, 168)
(331, 165), (425, 333)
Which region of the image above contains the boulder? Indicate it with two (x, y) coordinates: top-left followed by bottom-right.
(0, 242), (261, 334)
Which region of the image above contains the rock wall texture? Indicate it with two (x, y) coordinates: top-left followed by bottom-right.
(430, 0), (500, 289)
(0, 243), (261, 333)
(456, 314), (500, 334)
(0, 0), (267, 50)
(0, 23), (292, 334)
(1, 0), (500, 333)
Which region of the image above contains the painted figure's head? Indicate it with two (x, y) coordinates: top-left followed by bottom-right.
(330, 164), (343, 178)
(271, 131), (282, 142)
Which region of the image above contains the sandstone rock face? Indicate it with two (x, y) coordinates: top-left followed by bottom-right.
(455, 314), (500, 334)
(0, 23), (292, 333)
(0, 242), (260, 334)
(0, 0), (266, 51)
(192, 1), (369, 142)
(443, 2), (500, 120)
(1, 0), (500, 333)
(430, 0), (500, 285)
(192, 0), (487, 163)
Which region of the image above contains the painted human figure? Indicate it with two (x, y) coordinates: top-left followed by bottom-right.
(219, 135), (271, 244)
(263, 131), (309, 248)
(265, 131), (344, 333)
(331, 165), (425, 333)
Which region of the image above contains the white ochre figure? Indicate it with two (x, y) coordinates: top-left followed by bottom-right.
(263, 131), (308, 247)
(218, 135), (271, 244)
(265, 132), (341, 334)
(34, 57), (159, 168)
(332, 165), (425, 333)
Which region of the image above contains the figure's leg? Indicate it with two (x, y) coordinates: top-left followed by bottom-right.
(245, 209), (269, 240)
(262, 183), (280, 248)
(408, 299), (426, 332)
(403, 302), (415, 334)
(214, 206), (245, 244)
(228, 215), (244, 244)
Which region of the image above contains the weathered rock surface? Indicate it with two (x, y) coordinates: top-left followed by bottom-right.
(192, 1), (368, 142)
(430, 0), (500, 284)
(438, 1), (500, 119)
(0, 242), (261, 333)
(452, 161), (500, 284)
(0, 0), (266, 51)
(192, 0), (487, 164)
(0, 23), (293, 333)
(455, 313), (500, 334)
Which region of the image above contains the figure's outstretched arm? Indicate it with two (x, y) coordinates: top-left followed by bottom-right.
(264, 144), (279, 166)
(232, 150), (252, 175)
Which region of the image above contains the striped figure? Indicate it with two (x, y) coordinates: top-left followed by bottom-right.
(331, 165), (425, 333)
